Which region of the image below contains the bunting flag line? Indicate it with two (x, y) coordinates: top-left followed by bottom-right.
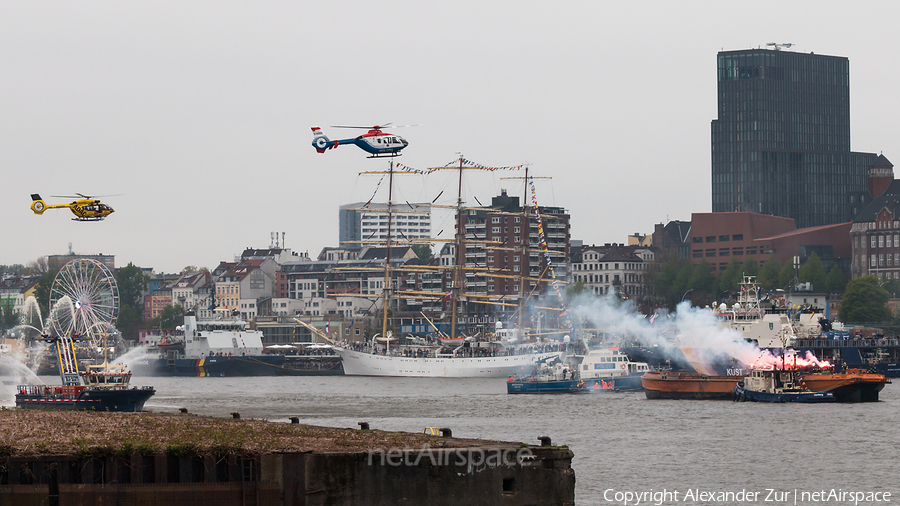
(356, 176), (386, 233)
(430, 158), (527, 172)
(459, 158), (527, 171)
(393, 161), (429, 174)
(529, 177), (573, 332)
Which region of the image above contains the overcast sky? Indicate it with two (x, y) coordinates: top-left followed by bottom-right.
(2, 1), (899, 274)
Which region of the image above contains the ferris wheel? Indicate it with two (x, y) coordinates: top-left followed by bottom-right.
(48, 258), (119, 344)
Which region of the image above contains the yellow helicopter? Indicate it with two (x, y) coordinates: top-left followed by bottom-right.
(30, 193), (115, 221)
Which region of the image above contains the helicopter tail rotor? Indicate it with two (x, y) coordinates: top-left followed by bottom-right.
(311, 126), (338, 153)
(30, 194), (46, 215)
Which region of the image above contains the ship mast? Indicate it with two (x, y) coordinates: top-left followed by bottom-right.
(500, 169), (553, 337)
(382, 158), (395, 352)
(451, 156), (464, 339)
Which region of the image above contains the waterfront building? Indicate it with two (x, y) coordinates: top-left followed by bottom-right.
(570, 243), (653, 298)
(339, 202), (431, 251)
(48, 252), (115, 273)
(214, 259), (276, 320)
(0, 275), (39, 316)
(651, 221), (692, 260)
(850, 156), (900, 280)
(711, 47), (878, 228)
(170, 271), (212, 317)
(689, 212), (851, 275)
(143, 284), (172, 321)
(458, 189), (571, 330)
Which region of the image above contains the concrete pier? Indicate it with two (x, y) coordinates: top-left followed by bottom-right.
(0, 411), (575, 505)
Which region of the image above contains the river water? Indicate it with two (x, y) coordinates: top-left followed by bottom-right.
(7, 375), (899, 505)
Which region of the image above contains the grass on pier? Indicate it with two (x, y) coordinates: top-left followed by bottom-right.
(0, 409), (508, 458)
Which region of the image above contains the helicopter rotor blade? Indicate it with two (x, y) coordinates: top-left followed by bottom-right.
(50, 193), (123, 199)
(330, 123), (417, 130)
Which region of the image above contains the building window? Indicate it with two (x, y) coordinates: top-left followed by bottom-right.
(706, 236), (716, 242)
(872, 236), (877, 248)
(871, 254), (877, 267)
(732, 234), (743, 241)
(693, 237), (703, 243)
(880, 254), (885, 267)
(879, 236), (885, 248)
(719, 235), (730, 242)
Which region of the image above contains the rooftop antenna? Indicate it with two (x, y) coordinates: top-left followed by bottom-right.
(766, 42), (793, 51)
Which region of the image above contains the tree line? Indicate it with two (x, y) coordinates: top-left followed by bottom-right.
(644, 252), (847, 310)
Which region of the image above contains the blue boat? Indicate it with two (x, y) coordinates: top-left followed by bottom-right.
(733, 367), (835, 403)
(507, 377), (583, 394)
(507, 359), (596, 394)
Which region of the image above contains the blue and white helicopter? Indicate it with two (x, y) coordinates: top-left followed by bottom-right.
(310, 124), (409, 158)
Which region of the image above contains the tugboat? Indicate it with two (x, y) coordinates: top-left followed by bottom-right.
(734, 367), (834, 403)
(16, 332), (155, 412)
(507, 357), (614, 394)
(507, 359), (582, 394)
(799, 367), (890, 402)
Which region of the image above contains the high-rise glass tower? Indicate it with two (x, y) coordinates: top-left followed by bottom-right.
(711, 48), (876, 228)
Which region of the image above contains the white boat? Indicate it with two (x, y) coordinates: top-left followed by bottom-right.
(334, 345), (562, 377)
(569, 348), (650, 390)
(717, 275), (824, 348)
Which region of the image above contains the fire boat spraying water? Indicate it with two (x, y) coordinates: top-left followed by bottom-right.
(15, 331), (155, 412)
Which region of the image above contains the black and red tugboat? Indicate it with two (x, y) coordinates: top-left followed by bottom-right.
(16, 333), (155, 412)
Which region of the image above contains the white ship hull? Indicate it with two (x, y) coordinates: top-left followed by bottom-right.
(335, 347), (563, 378)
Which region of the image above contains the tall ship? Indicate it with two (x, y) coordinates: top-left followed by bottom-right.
(129, 312), (342, 377)
(330, 157), (566, 377)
